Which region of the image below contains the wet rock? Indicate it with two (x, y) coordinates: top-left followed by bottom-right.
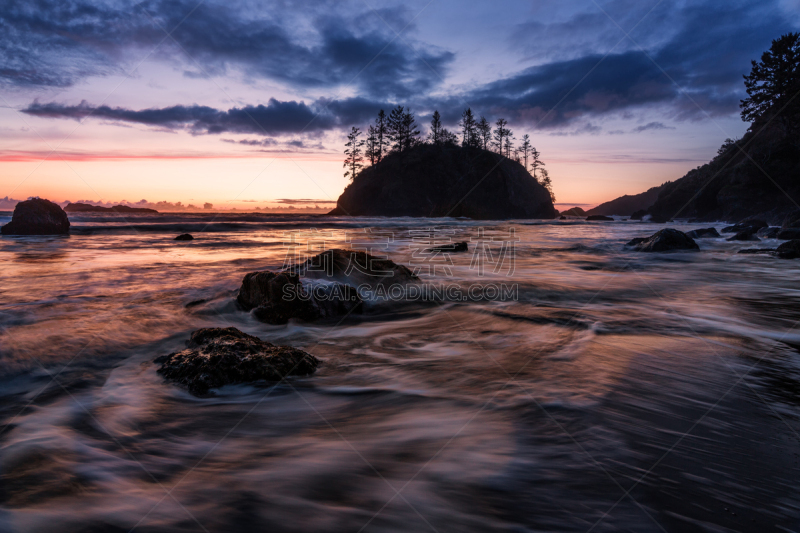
(625, 237), (647, 247)
(721, 220), (767, 233)
(559, 215), (567, 220)
(776, 240), (800, 259)
(1, 198), (70, 235)
(428, 241), (468, 253)
(625, 228), (699, 252)
(726, 229), (760, 241)
(757, 227), (781, 238)
(686, 228), (721, 238)
(237, 270), (361, 325)
(289, 249), (418, 286)
(778, 228), (800, 240)
(631, 209), (647, 220)
(175, 233), (194, 241)
(586, 215), (613, 221)
(155, 327), (319, 395)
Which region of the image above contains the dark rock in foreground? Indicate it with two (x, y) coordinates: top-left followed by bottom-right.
(777, 240), (800, 259)
(238, 270), (362, 325)
(330, 143), (556, 219)
(1, 198), (70, 235)
(625, 229), (699, 252)
(155, 327), (319, 395)
(686, 228), (721, 239)
(586, 215), (613, 221)
(429, 241), (468, 253)
(64, 202), (158, 214)
(175, 233), (194, 241)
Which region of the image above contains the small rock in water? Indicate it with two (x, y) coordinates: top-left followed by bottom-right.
(1, 198), (70, 235)
(175, 233), (194, 241)
(721, 220), (767, 234)
(686, 228), (721, 239)
(737, 248), (776, 255)
(428, 241), (468, 253)
(776, 239), (800, 259)
(154, 327), (319, 395)
(726, 229), (760, 241)
(756, 227), (780, 238)
(625, 228), (699, 252)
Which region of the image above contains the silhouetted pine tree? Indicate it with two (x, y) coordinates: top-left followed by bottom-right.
(459, 108), (479, 147)
(387, 106), (405, 153)
(530, 147), (545, 182)
(428, 110), (443, 144)
(477, 116), (491, 150)
(365, 125), (378, 165)
(375, 109), (388, 161)
(343, 126), (364, 180)
(519, 134), (532, 170)
(740, 32), (800, 135)
(493, 118), (510, 154)
(540, 169), (555, 202)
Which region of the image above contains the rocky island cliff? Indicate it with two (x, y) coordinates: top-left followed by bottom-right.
(329, 143), (556, 220)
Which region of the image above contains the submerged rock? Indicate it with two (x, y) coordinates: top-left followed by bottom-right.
(1, 198), (70, 235)
(237, 270), (362, 325)
(737, 248), (776, 255)
(428, 241), (468, 253)
(155, 327), (319, 395)
(175, 233), (194, 241)
(586, 215), (613, 221)
(625, 228), (699, 252)
(777, 240), (800, 259)
(686, 228), (721, 238)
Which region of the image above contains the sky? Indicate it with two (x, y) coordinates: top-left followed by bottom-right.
(1, 0), (798, 210)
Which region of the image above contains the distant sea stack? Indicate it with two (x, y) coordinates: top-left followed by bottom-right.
(1, 198), (70, 235)
(329, 144), (556, 219)
(64, 203), (158, 214)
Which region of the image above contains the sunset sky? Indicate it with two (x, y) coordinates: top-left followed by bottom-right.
(1, 0), (798, 210)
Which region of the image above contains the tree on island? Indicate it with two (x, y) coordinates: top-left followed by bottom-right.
(493, 118), (510, 155)
(503, 133), (514, 158)
(387, 106), (420, 153)
(740, 32), (800, 133)
(540, 169), (555, 202)
(519, 134), (532, 169)
(375, 109), (388, 162)
(529, 146), (545, 181)
(428, 110), (443, 144)
(365, 125), (379, 165)
(477, 116), (492, 151)
(440, 128), (459, 145)
(343, 126), (364, 180)
(459, 108), (479, 147)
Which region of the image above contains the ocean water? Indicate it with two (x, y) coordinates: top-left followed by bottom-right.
(1, 211), (799, 532)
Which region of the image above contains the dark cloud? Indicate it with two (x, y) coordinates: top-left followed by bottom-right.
(632, 122), (675, 132)
(0, 0), (452, 98)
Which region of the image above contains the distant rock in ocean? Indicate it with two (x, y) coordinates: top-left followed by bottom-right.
(155, 327), (319, 395)
(625, 228), (699, 252)
(560, 207), (586, 217)
(64, 202), (158, 214)
(1, 198), (70, 235)
(175, 233), (194, 241)
(329, 144), (556, 219)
